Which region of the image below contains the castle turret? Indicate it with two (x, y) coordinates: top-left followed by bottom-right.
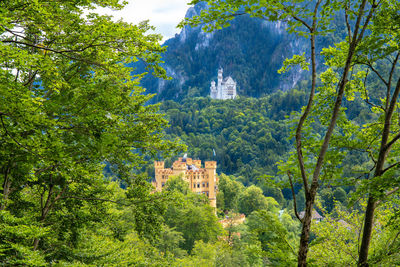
(217, 68), (223, 99)
(193, 160), (202, 169)
(154, 161), (164, 170)
(172, 160), (187, 172)
(154, 161), (165, 191)
(205, 161), (217, 208)
(210, 81), (217, 99)
(218, 68), (223, 87)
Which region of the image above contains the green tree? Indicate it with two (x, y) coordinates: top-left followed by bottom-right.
(0, 0), (183, 264)
(245, 210), (299, 265)
(156, 225), (187, 258)
(217, 174), (244, 212)
(309, 203), (400, 266)
(164, 178), (223, 252)
(332, 187), (347, 205)
(182, 1), (381, 265)
(238, 185), (278, 216)
(346, 2), (400, 265)
(319, 188), (334, 213)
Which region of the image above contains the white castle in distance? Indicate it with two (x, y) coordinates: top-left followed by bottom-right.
(210, 68), (237, 100)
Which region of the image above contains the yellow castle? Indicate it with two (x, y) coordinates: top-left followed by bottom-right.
(153, 155), (218, 208)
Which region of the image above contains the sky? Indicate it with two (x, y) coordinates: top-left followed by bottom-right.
(96, 0), (192, 42)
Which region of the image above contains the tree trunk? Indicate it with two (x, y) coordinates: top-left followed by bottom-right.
(358, 197), (376, 266)
(33, 238), (40, 251)
(0, 164), (12, 211)
(297, 198), (314, 267)
(33, 184), (66, 250)
(358, 76), (400, 265)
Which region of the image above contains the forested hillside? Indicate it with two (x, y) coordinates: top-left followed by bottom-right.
(157, 90), (306, 182)
(150, 86), (369, 184)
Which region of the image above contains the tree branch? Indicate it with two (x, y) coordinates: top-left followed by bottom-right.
(288, 171), (303, 223)
(376, 187), (400, 206)
(312, 0), (370, 192)
(356, 0), (378, 45)
(381, 162), (400, 175)
(293, 0), (322, 196)
(384, 78), (400, 152)
(365, 62), (388, 87)
(361, 68), (384, 110)
(0, 116), (44, 159)
(1, 40), (107, 69)
(344, 3), (352, 43)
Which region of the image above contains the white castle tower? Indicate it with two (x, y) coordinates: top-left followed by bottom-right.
(210, 68), (237, 100)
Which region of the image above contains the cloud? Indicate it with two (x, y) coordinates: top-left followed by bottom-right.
(95, 0), (191, 41)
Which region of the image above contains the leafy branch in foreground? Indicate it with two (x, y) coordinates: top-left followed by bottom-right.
(0, 0), (184, 264)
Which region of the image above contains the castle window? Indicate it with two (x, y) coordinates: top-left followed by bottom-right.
(206, 192), (209, 197)
(193, 183), (196, 188)
(162, 182), (165, 187)
(202, 183), (205, 187)
(207, 183), (209, 188)
(197, 183), (200, 188)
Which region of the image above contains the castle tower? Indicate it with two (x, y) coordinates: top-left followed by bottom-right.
(154, 161), (164, 170)
(217, 68), (223, 87)
(210, 81), (217, 99)
(217, 68), (223, 99)
(205, 161), (217, 208)
(154, 161), (165, 191)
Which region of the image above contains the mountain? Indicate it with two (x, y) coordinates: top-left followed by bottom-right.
(137, 3), (310, 102)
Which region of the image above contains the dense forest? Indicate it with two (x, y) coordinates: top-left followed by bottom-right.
(154, 86), (370, 183)
(1, 0), (400, 266)
(158, 91), (307, 182)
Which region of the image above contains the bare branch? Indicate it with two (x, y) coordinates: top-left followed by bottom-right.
(386, 52), (400, 107)
(3, 27), (34, 43)
(288, 171), (303, 223)
(23, 70), (38, 87)
(344, 3), (352, 43)
(385, 187), (399, 197)
(381, 162), (400, 175)
(384, 78), (400, 151)
(361, 69), (384, 110)
(387, 230), (400, 253)
(356, 1), (378, 45)
(365, 62), (388, 87)
(312, 0), (370, 191)
(1, 40), (107, 69)
(294, 1), (323, 197)
(376, 187), (400, 206)
(368, 149), (377, 165)
(280, 2), (313, 31)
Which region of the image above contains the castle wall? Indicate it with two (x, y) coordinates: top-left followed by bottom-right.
(210, 68), (237, 100)
(154, 158), (217, 208)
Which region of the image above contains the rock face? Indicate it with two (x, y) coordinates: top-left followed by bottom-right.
(137, 3), (312, 102)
